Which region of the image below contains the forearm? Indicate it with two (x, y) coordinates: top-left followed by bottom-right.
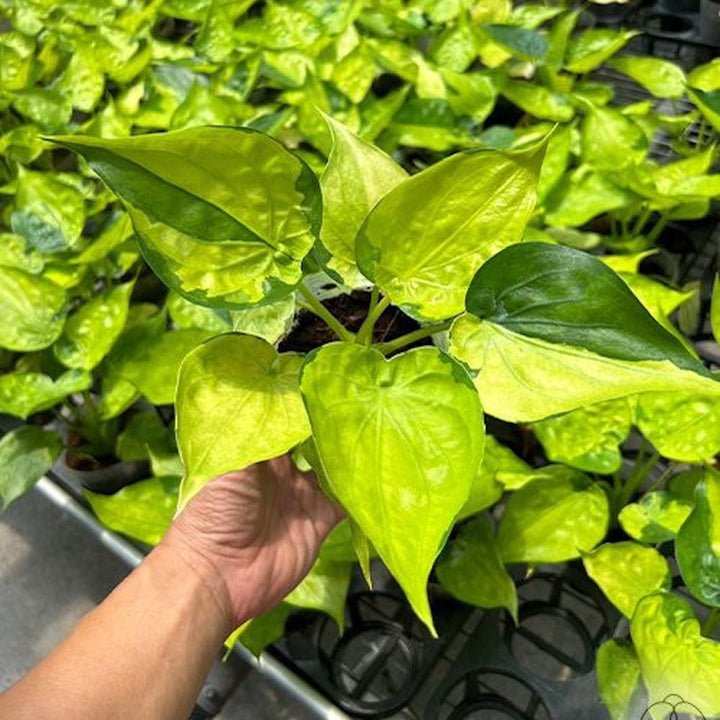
(0, 543), (235, 720)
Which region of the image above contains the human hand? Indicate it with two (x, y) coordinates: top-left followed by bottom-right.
(160, 454), (344, 628)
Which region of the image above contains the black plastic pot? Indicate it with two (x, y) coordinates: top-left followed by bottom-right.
(50, 451), (150, 495)
(660, 0), (700, 12)
(700, 0), (720, 44)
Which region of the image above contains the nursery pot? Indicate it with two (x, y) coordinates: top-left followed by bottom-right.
(50, 451), (150, 495)
(660, 0), (700, 12)
(643, 11), (696, 36)
(700, 0), (720, 44)
(588, 1), (633, 24)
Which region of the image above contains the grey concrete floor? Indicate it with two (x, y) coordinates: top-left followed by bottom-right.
(0, 485), (317, 720)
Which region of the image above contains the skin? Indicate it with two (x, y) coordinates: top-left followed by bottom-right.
(0, 454), (343, 720)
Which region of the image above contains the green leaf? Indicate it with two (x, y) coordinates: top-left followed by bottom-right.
(54, 281), (134, 371)
(532, 399), (631, 474)
(230, 603), (292, 657)
(537, 124), (573, 204)
(320, 114), (407, 287)
(676, 471), (720, 607)
(116, 411), (175, 463)
(13, 88), (72, 132)
(502, 81), (574, 122)
(635, 391), (720, 463)
(0, 232), (43, 274)
(582, 105), (649, 171)
(167, 292), (232, 333)
(688, 87), (720, 133)
(545, 8), (580, 68)
(356, 142), (545, 321)
(482, 24), (548, 62)
(436, 516), (518, 622)
(631, 592), (720, 716)
(688, 58), (720, 91)
(300, 343), (484, 634)
(583, 542), (671, 618)
(481, 435), (533, 490)
(112, 328), (213, 406)
(450, 243), (719, 422)
(596, 640), (644, 720)
(0, 370), (91, 419)
(713, 275), (720, 343)
(57, 45), (106, 112)
(176, 334), (311, 508)
(544, 170), (636, 227)
(0, 426), (61, 509)
(0, 266), (66, 352)
(619, 491), (694, 545)
(565, 28), (639, 74)
(84, 476), (179, 546)
(50, 127), (321, 308)
(229, 295), (296, 344)
(286, 556), (352, 628)
(497, 473), (609, 563)
(9, 169), (87, 253)
(430, 19), (477, 73)
(98, 371), (141, 421)
(608, 56), (686, 99)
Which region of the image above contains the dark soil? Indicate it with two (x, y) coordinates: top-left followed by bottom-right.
(278, 290), (430, 354)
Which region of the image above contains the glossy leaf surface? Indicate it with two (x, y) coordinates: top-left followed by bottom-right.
(0, 426), (61, 509)
(177, 334), (310, 508)
(631, 592), (720, 717)
(320, 115), (407, 287)
(582, 105), (648, 171)
(676, 471), (720, 607)
(436, 516), (518, 621)
(619, 492), (693, 545)
(497, 473), (609, 563)
(54, 281), (133, 370)
(596, 640), (643, 720)
(300, 343), (484, 633)
(583, 542), (671, 618)
(608, 56), (686, 99)
(51, 127), (321, 307)
(0, 266), (66, 351)
(356, 143), (544, 321)
(565, 28), (638, 74)
(286, 557), (352, 628)
(0, 370), (91, 419)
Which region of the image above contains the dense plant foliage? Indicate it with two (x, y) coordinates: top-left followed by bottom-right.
(1, 2), (720, 718)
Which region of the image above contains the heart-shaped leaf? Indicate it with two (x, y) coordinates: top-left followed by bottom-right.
(176, 334), (311, 508)
(436, 516), (518, 622)
(631, 592), (720, 716)
(50, 127), (321, 308)
(596, 640), (644, 720)
(676, 470), (720, 607)
(450, 243), (720, 422)
(619, 492), (693, 545)
(300, 343), (484, 633)
(355, 142), (544, 321)
(583, 542), (671, 618)
(497, 471), (609, 563)
(0, 370), (91, 419)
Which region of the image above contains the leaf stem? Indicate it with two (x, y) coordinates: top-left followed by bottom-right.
(376, 320), (453, 355)
(617, 450), (660, 509)
(631, 206), (652, 238)
(702, 607), (720, 636)
(297, 284), (355, 342)
(357, 294), (391, 345)
(646, 214), (669, 245)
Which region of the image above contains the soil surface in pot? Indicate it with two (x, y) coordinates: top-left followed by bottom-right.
(278, 290), (431, 354)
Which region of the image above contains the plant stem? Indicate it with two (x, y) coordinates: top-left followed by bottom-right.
(646, 214), (669, 245)
(297, 284), (355, 342)
(376, 320), (452, 355)
(631, 206), (652, 238)
(617, 450), (660, 510)
(702, 608), (720, 637)
(357, 295), (391, 345)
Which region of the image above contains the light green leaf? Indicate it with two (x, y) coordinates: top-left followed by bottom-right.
(9, 169), (87, 252)
(537, 124), (572, 204)
(545, 8), (580, 68)
(688, 58), (720, 91)
(356, 142), (544, 321)
(0, 426), (61, 510)
(84, 476), (179, 546)
(73, 213), (135, 265)
(0, 232), (43, 274)
(582, 105), (649, 171)
(176, 334), (311, 508)
(13, 88), (72, 131)
(286, 556), (352, 628)
(98, 370), (141, 421)
(502, 81), (574, 122)
(58, 45), (105, 112)
(601, 251), (656, 274)
(635, 391), (720, 463)
(54, 281), (134, 370)
(482, 24), (548, 62)
(596, 640), (644, 720)
(450, 244), (719, 422)
(584, 542), (671, 618)
(713, 275), (720, 343)
(565, 28), (639, 74)
(619, 491), (694, 545)
(51, 127), (321, 308)
(167, 292), (232, 333)
(631, 592), (720, 716)
(320, 115), (407, 287)
(532, 399), (631, 474)
(229, 294), (296, 345)
(676, 471), (720, 607)
(688, 87), (720, 133)
(431, 18), (477, 73)
(441, 69), (498, 124)
(300, 343), (484, 634)
(112, 328), (213, 406)
(116, 411), (175, 463)
(436, 516), (517, 622)
(497, 473), (609, 563)
(481, 435), (534, 490)
(0, 266), (66, 351)
(0, 370), (91, 419)
(0, 32), (35, 91)
(544, 170), (636, 227)
(608, 56), (686, 99)
(230, 603), (292, 657)
(620, 274), (693, 324)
